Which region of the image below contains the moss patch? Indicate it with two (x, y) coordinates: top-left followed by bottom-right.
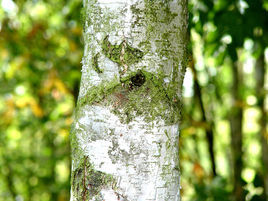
(102, 35), (143, 71)
(78, 70), (180, 124)
(71, 156), (115, 200)
(78, 77), (120, 107)
(110, 71), (180, 124)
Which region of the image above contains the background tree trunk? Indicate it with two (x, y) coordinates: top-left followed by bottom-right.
(230, 61), (244, 201)
(191, 62), (217, 177)
(70, 0), (188, 200)
(256, 53), (268, 201)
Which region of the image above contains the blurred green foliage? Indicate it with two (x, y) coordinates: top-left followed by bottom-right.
(0, 0), (82, 200)
(181, 0), (267, 200)
(0, 0), (267, 201)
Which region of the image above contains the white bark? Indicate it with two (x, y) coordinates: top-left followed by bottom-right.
(71, 0), (188, 200)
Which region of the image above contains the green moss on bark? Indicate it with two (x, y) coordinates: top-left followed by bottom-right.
(102, 36), (143, 68)
(78, 70), (180, 124)
(78, 77), (120, 107)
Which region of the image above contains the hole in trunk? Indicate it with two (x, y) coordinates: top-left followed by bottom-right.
(130, 71), (146, 89)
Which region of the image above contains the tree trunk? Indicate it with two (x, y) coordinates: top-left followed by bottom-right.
(230, 61), (244, 201)
(191, 62), (216, 177)
(70, 0), (188, 200)
(255, 53), (268, 201)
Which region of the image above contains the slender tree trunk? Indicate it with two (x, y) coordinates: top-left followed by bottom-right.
(70, 0), (188, 200)
(230, 61), (244, 201)
(191, 62), (216, 177)
(255, 53), (268, 201)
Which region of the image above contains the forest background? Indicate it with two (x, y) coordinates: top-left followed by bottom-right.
(0, 0), (267, 201)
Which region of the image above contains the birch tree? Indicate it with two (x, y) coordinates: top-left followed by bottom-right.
(70, 0), (188, 200)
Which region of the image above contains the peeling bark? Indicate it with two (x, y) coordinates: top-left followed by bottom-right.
(71, 0), (188, 200)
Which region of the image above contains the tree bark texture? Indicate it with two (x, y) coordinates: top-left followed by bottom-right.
(70, 0), (188, 201)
